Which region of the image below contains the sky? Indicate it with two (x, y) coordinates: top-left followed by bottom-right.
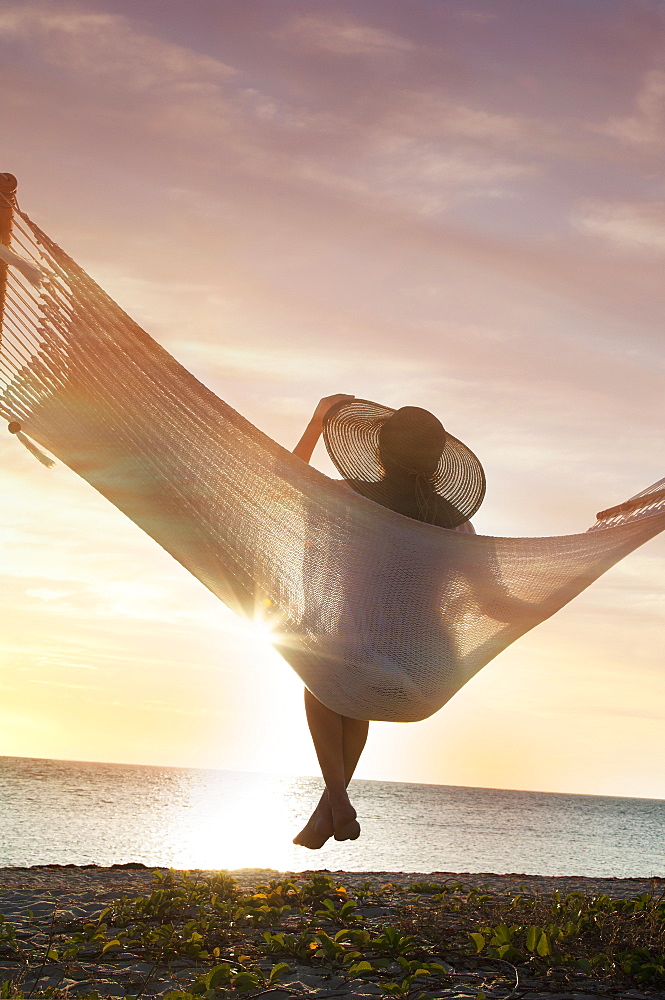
(0, 0), (664, 800)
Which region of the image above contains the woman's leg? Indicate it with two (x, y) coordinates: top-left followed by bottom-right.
(293, 689), (369, 849)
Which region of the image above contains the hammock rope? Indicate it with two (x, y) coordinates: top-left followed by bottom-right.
(1, 179), (664, 723)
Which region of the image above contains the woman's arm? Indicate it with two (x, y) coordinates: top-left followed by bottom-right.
(293, 394), (355, 462)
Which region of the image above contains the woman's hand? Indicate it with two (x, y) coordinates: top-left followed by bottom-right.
(293, 394), (355, 463)
(312, 394), (355, 428)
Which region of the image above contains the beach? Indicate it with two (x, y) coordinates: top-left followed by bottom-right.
(1, 866), (663, 999)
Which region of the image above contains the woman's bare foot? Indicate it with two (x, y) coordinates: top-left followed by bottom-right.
(330, 794), (360, 842)
(293, 793), (334, 849)
(293, 790), (360, 849)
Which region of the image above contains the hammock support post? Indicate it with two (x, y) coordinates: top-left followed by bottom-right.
(0, 173), (17, 347)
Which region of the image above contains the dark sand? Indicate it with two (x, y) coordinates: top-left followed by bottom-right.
(1, 866), (663, 998)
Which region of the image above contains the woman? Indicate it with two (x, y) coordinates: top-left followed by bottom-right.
(291, 394), (485, 850)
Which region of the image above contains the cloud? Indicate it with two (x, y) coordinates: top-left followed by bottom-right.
(386, 91), (530, 146)
(174, 337), (428, 383)
(26, 676), (105, 693)
(600, 68), (665, 146)
(25, 587), (72, 602)
(0, 3), (533, 222)
(281, 12), (415, 55)
(453, 9), (497, 24)
(574, 200), (665, 252)
(0, 7), (235, 91)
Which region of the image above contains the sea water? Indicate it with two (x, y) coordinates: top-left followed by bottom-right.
(0, 755), (663, 877)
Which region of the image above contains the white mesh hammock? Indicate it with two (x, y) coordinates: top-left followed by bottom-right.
(1, 180), (664, 723)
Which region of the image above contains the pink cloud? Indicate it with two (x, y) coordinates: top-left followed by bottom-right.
(280, 12), (415, 56)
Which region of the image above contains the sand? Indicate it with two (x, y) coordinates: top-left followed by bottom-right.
(0, 865), (663, 999)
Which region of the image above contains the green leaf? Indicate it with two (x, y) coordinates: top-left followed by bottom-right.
(347, 961), (374, 977)
(207, 964), (232, 989)
(232, 971), (262, 992)
(537, 932), (551, 957)
(491, 924), (513, 945)
(470, 933), (486, 953)
(490, 942), (518, 963)
(525, 926), (539, 952)
(342, 950), (362, 964)
(268, 962), (290, 985)
(47, 948), (59, 961)
(424, 961), (451, 975)
(190, 977), (208, 995)
(101, 939), (122, 955)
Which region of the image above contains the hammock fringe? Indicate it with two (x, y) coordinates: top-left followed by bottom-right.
(14, 429), (56, 468)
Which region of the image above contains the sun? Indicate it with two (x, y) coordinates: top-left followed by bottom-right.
(249, 597), (282, 648)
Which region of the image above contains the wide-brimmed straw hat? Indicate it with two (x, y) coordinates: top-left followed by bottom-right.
(322, 398), (485, 528)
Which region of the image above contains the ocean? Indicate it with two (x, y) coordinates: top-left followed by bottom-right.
(1, 755), (663, 877)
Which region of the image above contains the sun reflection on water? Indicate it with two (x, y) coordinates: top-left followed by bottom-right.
(163, 771), (304, 871)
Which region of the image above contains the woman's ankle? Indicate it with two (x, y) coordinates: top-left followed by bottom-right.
(328, 791), (355, 819)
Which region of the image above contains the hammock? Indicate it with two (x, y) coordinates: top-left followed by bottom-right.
(1, 176), (664, 724)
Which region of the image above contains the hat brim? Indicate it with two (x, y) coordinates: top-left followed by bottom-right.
(322, 398), (485, 528)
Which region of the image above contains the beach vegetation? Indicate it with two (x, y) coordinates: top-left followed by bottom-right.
(314, 895), (360, 924)
(620, 947), (665, 983)
(252, 877), (300, 903)
(242, 897), (291, 928)
(352, 880), (377, 903)
(411, 880), (463, 896)
(367, 926), (417, 959)
(0, 916), (20, 954)
(298, 872), (349, 906)
(2, 872), (664, 998)
(379, 957), (451, 998)
(261, 929), (316, 958)
(162, 958), (291, 997)
(308, 929), (350, 962)
(411, 881), (665, 989)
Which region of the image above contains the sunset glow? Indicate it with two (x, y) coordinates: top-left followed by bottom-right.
(0, 0), (663, 799)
